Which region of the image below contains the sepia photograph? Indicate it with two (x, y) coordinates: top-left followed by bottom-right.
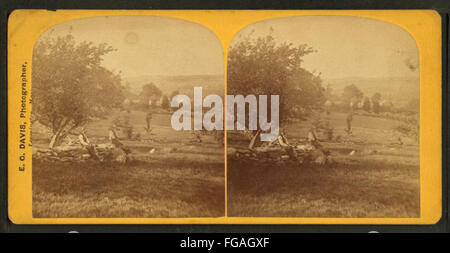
(227, 16), (420, 218)
(31, 16), (225, 218)
(5, 5), (444, 234)
(27, 14), (423, 219)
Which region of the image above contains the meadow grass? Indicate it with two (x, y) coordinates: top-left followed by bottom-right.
(227, 158), (419, 217)
(33, 159), (224, 218)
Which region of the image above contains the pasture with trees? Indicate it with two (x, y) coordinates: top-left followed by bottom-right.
(30, 15), (421, 219)
(227, 29), (420, 218)
(31, 30), (225, 218)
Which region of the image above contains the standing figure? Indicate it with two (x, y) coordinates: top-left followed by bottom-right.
(145, 108), (153, 133)
(308, 126), (320, 148)
(346, 107), (354, 135)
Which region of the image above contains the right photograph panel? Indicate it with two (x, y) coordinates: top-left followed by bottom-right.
(226, 16), (420, 218)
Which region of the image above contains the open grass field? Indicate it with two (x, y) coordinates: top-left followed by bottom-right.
(227, 112), (420, 218)
(32, 109), (419, 218)
(32, 110), (225, 218)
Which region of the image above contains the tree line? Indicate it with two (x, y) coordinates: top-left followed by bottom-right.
(326, 83), (419, 114)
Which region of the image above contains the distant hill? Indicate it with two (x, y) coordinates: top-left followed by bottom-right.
(124, 74), (224, 98)
(124, 74), (418, 107)
(326, 76), (419, 106)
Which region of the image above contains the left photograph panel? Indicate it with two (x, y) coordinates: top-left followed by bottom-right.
(30, 16), (225, 218)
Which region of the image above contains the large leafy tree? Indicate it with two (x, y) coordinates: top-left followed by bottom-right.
(139, 82), (162, 107)
(342, 84), (364, 108)
(227, 34), (325, 128)
(371, 92), (382, 114)
(362, 96), (371, 112)
(32, 34), (125, 148)
(161, 95), (170, 110)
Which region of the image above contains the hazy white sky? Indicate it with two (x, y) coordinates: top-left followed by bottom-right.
(39, 16), (224, 77)
(39, 15), (418, 81)
(232, 15), (419, 80)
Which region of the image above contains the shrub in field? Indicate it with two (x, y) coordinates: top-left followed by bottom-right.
(393, 115), (419, 143)
(311, 114), (334, 141)
(362, 97), (371, 112)
(371, 93), (382, 114)
(161, 95), (170, 110)
(112, 110), (134, 139)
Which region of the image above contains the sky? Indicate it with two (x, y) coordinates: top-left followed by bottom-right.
(231, 15), (419, 80)
(38, 15), (419, 81)
(38, 16), (224, 77)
